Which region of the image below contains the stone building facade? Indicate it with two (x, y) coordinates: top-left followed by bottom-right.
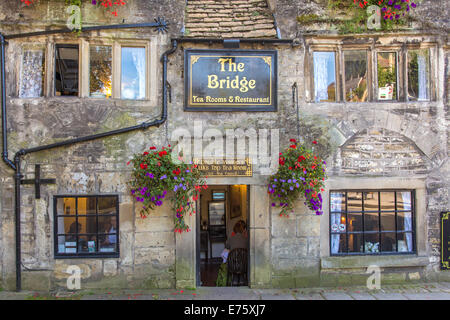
(0, 0), (448, 291)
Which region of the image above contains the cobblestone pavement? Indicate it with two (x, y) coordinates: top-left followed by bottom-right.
(0, 282), (449, 300)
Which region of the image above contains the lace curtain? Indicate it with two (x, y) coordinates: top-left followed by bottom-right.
(121, 47), (146, 100)
(417, 54), (428, 101)
(19, 50), (44, 98)
(314, 52), (334, 102)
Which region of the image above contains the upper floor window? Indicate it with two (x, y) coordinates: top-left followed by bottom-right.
(310, 45), (434, 103)
(121, 46), (146, 100)
(407, 49), (430, 101)
(89, 45), (112, 98)
(19, 46), (45, 98)
(313, 51), (336, 102)
(54, 195), (119, 258)
(344, 50), (368, 102)
(18, 38), (154, 101)
(376, 52), (398, 101)
(55, 44), (79, 96)
(330, 190), (415, 255)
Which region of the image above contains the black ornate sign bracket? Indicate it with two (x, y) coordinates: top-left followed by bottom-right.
(21, 164), (56, 199)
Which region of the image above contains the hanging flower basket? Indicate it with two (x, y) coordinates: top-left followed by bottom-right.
(128, 145), (208, 233)
(354, 0), (418, 21)
(21, 0), (127, 17)
(268, 139), (327, 217)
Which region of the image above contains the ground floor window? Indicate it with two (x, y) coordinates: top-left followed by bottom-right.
(54, 195), (119, 258)
(330, 190), (415, 255)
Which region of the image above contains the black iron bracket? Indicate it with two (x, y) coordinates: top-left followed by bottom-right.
(20, 164), (56, 199)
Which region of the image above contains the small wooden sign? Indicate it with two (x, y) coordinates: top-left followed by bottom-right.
(441, 211), (450, 270)
(193, 158), (252, 177)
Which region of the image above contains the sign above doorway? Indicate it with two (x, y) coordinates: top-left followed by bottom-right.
(193, 158), (253, 177)
(184, 49), (277, 111)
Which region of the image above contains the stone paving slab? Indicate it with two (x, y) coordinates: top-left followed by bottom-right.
(402, 293), (450, 300)
(260, 294), (295, 300)
(321, 292), (354, 300)
(348, 292), (376, 300)
(371, 292), (409, 300)
(294, 293), (325, 300)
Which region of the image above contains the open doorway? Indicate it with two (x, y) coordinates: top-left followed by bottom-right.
(197, 185), (249, 287)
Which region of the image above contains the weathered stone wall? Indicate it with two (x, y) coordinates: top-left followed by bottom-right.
(0, 0), (448, 291)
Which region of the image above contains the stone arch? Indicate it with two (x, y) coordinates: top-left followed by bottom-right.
(332, 127), (431, 176)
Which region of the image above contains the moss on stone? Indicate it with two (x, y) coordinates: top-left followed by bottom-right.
(296, 14), (322, 25)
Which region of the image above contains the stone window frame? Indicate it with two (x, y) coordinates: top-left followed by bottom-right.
(15, 36), (158, 105)
(53, 194), (120, 259)
(306, 40), (437, 103)
(80, 38), (157, 103)
(320, 177), (428, 269)
(327, 189), (416, 256)
(403, 43), (437, 102)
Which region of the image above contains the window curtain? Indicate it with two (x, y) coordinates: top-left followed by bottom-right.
(331, 213), (341, 254)
(417, 54), (428, 101)
(314, 52), (330, 102)
(131, 48), (146, 100)
(330, 194), (342, 254)
(19, 50), (44, 98)
(401, 192), (413, 251)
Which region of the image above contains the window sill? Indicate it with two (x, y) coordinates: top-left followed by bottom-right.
(321, 255), (429, 269)
(55, 254), (119, 259)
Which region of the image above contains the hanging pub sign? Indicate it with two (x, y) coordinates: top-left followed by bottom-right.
(184, 49), (277, 111)
(441, 211), (450, 270)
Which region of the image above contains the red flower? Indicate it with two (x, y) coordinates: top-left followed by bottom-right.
(127, 161), (130, 166)
(290, 145), (296, 149)
(290, 139), (297, 143)
(312, 141), (318, 145)
(173, 168), (181, 175)
(140, 163), (147, 170)
(150, 146), (156, 150)
(143, 152), (149, 155)
(298, 155), (306, 162)
(289, 166), (293, 170)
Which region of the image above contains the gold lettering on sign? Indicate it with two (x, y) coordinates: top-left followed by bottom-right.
(206, 58), (258, 93)
(193, 158), (252, 177)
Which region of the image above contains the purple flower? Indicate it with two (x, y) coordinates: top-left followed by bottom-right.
(160, 175), (167, 180)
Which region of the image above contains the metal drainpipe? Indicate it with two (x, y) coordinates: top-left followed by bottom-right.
(14, 154), (22, 291)
(3, 36), (177, 291)
(1, 33), (15, 171)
